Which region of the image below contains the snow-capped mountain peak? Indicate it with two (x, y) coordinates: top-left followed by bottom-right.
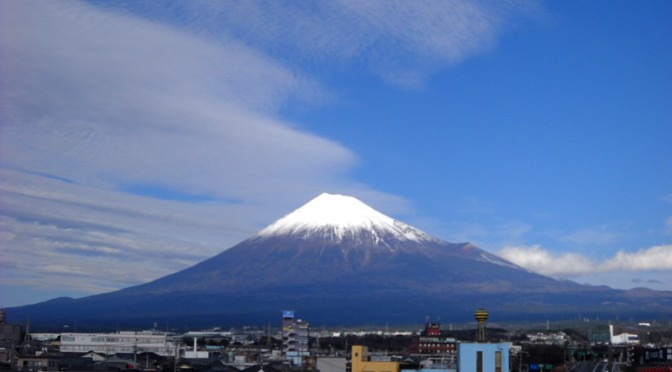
(256, 193), (436, 243)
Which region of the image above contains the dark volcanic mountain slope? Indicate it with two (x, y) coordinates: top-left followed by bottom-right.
(7, 193), (672, 329)
(121, 236), (572, 295)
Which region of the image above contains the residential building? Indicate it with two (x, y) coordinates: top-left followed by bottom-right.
(0, 309), (21, 346)
(409, 323), (457, 364)
(282, 310), (310, 365)
(16, 352), (96, 371)
(317, 356), (347, 372)
(0, 309), (22, 364)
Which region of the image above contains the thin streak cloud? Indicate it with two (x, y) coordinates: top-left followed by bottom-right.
(7, 0), (640, 309)
(5, 0), (517, 306)
(95, 0), (541, 87)
(0, 0), (359, 306)
(0, 1), (355, 201)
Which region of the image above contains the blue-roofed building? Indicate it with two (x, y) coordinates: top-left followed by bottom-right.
(458, 343), (510, 372)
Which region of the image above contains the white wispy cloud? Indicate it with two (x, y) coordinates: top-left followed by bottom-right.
(441, 219), (533, 249)
(0, 0), (352, 306)
(109, 0), (542, 88)
(0, 0), (543, 306)
(561, 225), (623, 246)
(0, 1), (351, 200)
(664, 194), (672, 235)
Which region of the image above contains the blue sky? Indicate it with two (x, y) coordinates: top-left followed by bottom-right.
(1, 0), (671, 308)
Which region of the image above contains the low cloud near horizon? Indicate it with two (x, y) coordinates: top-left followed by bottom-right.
(498, 244), (672, 289)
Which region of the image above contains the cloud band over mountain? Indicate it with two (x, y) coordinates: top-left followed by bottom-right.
(1, 0), (670, 307)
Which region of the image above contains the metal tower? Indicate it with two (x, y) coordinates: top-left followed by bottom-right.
(474, 308), (488, 342)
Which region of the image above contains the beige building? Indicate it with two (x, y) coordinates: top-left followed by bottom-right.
(351, 345), (399, 372)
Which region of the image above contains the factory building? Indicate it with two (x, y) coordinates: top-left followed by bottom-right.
(609, 324), (639, 345)
(59, 331), (176, 356)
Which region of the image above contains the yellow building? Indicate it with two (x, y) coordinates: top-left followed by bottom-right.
(351, 345), (400, 372)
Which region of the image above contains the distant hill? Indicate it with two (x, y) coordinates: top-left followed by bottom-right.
(7, 193), (672, 330)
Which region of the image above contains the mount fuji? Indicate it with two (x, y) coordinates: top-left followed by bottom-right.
(7, 193), (672, 329)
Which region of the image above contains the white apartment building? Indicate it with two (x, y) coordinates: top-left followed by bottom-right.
(59, 331), (177, 356)
(282, 311), (310, 366)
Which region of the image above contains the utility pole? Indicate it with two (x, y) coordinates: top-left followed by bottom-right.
(21, 319), (33, 354)
(173, 337), (180, 372)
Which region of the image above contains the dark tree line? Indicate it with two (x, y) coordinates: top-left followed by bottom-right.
(318, 334), (413, 353)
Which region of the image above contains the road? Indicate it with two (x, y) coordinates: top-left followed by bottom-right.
(568, 361), (608, 372)
(567, 361), (595, 372)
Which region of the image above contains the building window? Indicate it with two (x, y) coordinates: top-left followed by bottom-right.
(496, 351), (502, 372)
(477, 351), (483, 372)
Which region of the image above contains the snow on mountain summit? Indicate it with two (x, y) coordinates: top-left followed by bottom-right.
(256, 193), (437, 243)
